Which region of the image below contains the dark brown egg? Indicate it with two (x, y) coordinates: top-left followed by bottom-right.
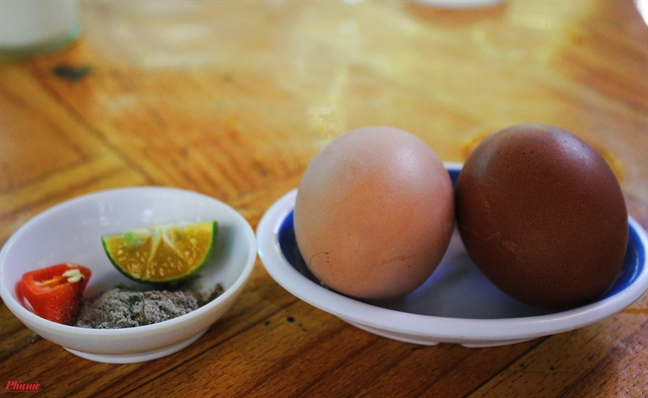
(456, 124), (628, 310)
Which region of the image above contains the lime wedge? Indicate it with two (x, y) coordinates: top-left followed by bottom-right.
(102, 221), (217, 284)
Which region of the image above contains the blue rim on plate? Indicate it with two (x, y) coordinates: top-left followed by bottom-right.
(257, 163), (648, 347)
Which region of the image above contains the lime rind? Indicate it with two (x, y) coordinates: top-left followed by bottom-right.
(101, 221), (218, 285)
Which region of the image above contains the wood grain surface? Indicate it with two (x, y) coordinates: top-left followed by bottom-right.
(1, 1), (646, 397)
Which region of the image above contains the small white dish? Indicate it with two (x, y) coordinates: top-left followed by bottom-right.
(256, 163), (648, 347)
(0, 187), (257, 363)
(410, 0), (506, 9)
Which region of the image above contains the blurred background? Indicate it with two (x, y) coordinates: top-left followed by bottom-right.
(1, 0), (647, 234)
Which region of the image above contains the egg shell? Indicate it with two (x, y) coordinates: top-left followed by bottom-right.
(456, 124), (628, 310)
(294, 126), (455, 301)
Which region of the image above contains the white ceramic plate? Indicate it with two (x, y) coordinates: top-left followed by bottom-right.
(256, 163), (648, 347)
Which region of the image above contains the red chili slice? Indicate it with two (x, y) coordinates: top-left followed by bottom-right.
(19, 263), (92, 325)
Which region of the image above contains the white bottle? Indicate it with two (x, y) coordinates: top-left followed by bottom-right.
(0, 0), (80, 57)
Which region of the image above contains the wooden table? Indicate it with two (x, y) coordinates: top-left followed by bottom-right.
(1, 1), (646, 396)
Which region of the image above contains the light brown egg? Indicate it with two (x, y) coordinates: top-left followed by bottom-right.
(294, 126), (455, 301)
(456, 124), (628, 310)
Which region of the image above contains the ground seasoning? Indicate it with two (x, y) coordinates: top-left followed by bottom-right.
(75, 287), (203, 329)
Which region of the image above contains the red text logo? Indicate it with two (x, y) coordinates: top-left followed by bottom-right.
(5, 381), (40, 392)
